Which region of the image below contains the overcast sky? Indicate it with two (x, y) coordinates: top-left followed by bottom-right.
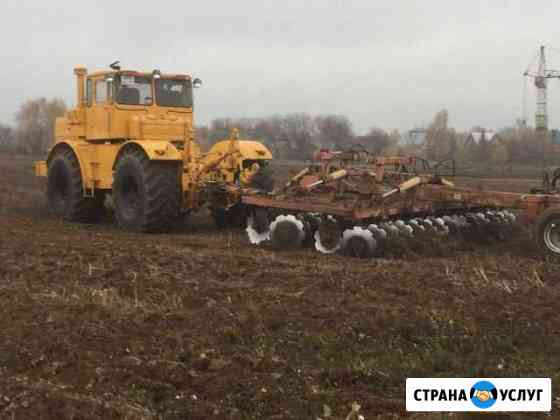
(4, 1), (560, 134)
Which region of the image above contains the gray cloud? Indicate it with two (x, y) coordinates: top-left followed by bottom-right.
(3, 0), (560, 133)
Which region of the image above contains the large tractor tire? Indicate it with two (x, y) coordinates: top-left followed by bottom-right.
(535, 206), (560, 257)
(47, 147), (104, 222)
(113, 148), (181, 232)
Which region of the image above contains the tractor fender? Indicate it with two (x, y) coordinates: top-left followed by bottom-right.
(39, 140), (182, 191)
(113, 141), (183, 168)
(208, 140), (273, 161)
(44, 141), (88, 187)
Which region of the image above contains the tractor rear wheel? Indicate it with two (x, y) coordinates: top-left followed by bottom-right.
(47, 148), (104, 222)
(535, 207), (560, 257)
(113, 149), (181, 232)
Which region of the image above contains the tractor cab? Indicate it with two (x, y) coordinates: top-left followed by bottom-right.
(66, 67), (201, 143)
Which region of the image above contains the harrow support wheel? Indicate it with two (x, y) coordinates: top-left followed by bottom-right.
(535, 206), (560, 257)
(47, 147), (104, 222)
(113, 148), (181, 233)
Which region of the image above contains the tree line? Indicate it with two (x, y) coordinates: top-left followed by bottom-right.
(197, 109), (553, 170)
(0, 98), (553, 171)
(196, 114), (401, 160)
(0, 98), (66, 155)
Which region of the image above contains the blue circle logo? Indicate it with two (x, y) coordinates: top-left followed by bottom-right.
(470, 381), (498, 409)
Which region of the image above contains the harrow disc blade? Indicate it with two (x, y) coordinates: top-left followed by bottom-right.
(302, 213), (321, 245)
(395, 220), (414, 237)
(475, 212), (490, 223)
(495, 211), (509, 223)
(454, 215), (470, 229)
(484, 211), (511, 240)
(314, 218), (342, 254)
(380, 222), (400, 238)
(418, 218), (437, 233)
(367, 224), (388, 241)
(314, 231), (342, 254)
(430, 217), (450, 235)
(270, 214), (306, 248)
(409, 219), (426, 232)
(341, 227), (377, 258)
(503, 210), (516, 224)
(442, 215), (462, 235)
(247, 208), (271, 245)
(247, 217), (271, 244)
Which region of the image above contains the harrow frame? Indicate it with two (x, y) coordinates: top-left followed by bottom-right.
(241, 152), (560, 257)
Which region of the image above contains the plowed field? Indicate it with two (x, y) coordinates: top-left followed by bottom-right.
(1, 154), (559, 419)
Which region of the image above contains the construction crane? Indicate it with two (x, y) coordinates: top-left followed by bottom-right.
(523, 45), (560, 131)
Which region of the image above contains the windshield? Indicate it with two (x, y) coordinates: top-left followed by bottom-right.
(115, 75), (153, 105)
(155, 79), (193, 108)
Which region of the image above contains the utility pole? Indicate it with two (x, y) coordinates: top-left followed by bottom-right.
(524, 45), (560, 131)
(524, 45), (560, 167)
(535, 45), (548, 131)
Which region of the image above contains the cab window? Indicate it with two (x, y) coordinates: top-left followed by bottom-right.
(115, 75), (152, 106)
(86, 79), (93, 107)
(95, 80), (108, 104)
(155, 79), (193, 108)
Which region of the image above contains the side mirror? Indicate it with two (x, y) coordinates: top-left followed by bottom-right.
(192, 78), (203, 89)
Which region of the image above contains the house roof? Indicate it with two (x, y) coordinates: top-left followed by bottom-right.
(469, 131), (497, 143)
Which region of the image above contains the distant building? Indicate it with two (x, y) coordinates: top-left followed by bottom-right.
(406, 128), (427, 146)
(465, 130), (500, 146)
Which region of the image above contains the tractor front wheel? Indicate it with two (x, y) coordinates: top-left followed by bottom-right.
(113, 149), (181, 232)
(535, 207), (560, 257)
(47, 148), (104, 222)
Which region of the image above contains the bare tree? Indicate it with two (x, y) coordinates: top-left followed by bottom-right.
(0, 124), (14, 152)
(490, 139), (510, 174)
(15, 98), (66, 154)
(314, 114), (353, 149)
(425, 109), (456, 160)
(207, 113), (317, 160)
(498, 125), (541, 163)
(355, 127), (391, 154)
(281, 113), (316, 159)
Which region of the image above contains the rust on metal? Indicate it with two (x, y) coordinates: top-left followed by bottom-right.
(242, 153), (560, 225)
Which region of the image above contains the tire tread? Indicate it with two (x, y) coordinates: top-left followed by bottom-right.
(48, 147), (104, 222)
(114, 148), (181, 232)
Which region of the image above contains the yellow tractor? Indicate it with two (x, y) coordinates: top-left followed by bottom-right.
(35, 65), (273, 231)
